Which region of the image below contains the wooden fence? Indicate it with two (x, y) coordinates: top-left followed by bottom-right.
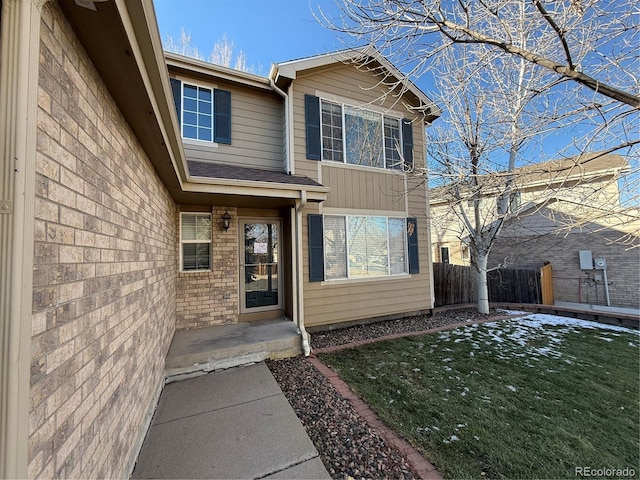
(433, 262), (550, 307)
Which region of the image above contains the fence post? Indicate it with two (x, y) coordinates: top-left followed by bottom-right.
(540, 263), (554, 305)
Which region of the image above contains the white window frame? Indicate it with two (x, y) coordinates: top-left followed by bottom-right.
(319, 99), (404, 171)
(181, 80), (214, 143)
(323, 214), (408, 281)
(180, 212), (212, 272)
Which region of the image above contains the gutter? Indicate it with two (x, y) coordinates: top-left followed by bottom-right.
(295, 191), (310, 355)
(269, 77), (292, 175)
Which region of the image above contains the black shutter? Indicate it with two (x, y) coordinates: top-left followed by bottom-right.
(214, 89), (231, 144)
(402, 120), (414, 169)
(170, 78), (182, 126)
(407, 217), (419, 274)
(308, 214), (324, 282)
(305, 94), (321, 160)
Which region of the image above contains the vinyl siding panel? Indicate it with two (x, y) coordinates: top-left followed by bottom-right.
(179, 79), (285, 171)
(322, 165), (407, 211)
(293, 63), (433, 327)
(301, 206), (432, 328)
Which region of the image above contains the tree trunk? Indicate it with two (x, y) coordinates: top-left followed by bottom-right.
(476, 254), (490, 314)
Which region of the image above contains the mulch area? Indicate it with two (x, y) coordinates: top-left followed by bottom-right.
(267, 307), (510, 479)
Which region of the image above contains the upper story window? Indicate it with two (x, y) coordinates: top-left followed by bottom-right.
(306, 94), (414, 171)
(496, 190), (522, 214)
(180, 213), (212, 272)
(170, 78), (232, 145)
(182, 84), (213, 142)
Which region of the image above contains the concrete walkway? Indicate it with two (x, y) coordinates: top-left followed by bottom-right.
(132, 363), (329, 479)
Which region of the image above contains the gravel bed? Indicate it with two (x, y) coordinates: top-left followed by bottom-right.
(310, 307), (491, 350)
(267, 356), (418, 479)
(267, 308), (492, 479)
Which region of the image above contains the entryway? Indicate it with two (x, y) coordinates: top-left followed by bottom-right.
(240, 220), (282, 313)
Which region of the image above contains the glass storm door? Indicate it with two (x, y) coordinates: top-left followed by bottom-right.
(241, 221), (281, 311)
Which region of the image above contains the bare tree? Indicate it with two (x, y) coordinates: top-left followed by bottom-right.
(164, 27), (205, 60)
(164, 30), (254, 73)
(323, 0), (639, 108)
(319, 0), (639, 313)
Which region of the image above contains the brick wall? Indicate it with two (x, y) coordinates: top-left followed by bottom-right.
(489, 229), (640, 309)
(29, 4), (177, 478)
(176, 206), (239, 329)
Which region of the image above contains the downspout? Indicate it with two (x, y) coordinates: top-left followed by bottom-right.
(269, 77), (291, 175)
(295, 191), (310, 355)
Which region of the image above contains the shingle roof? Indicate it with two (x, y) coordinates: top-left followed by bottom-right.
(188, 161), (324, 187)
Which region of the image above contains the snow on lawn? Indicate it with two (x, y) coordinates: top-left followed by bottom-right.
(437, 313), (639, 367)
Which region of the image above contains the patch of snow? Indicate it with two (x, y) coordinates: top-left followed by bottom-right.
(497, 309), (529, 315)
(595, 336), (613, 342)
(507, 385), (517, 392)
(517, 313), (639, 335)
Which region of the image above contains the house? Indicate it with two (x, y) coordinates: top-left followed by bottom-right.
(0, 0), (440, 478)
(166, 48), (440, 336)
(488, 201), (640, 309)
(429, 153), (639, 308)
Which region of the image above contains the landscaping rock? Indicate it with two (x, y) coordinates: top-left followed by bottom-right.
(268, 308), (489, 480)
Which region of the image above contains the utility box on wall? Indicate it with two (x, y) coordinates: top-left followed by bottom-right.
(594, 258), (607, 270)
(579, 250), (593, 270)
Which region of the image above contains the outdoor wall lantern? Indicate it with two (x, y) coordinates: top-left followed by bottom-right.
(221, 210), (231, 231)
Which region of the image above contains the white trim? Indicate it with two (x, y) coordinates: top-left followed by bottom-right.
(166, 51), (271, 90)
(322, 159), (404, 175)
(182, 137), (219, 148)
(322, 207), (407, 217)
(271, 46), (441, 118)
(0, 1), (43, 477)
(321, 274), (412, 287)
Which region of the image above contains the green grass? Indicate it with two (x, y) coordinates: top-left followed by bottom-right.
(319, 316), (640, 479)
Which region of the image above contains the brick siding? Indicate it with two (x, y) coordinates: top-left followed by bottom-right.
(176, 206), (239, 329)
(490, 230), (639, 309)
(29, 4), (177, 478)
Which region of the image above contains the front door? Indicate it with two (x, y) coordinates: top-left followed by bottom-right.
(240, 221), (282, 312)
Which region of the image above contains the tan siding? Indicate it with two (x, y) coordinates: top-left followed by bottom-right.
(301, 206), (432, 328)
(322, 166), (407, 211)
(293, 62), (434, 327)
(178, 79), (285, 171)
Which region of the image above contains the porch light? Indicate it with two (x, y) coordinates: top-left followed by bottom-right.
(221, 210), (231, 231)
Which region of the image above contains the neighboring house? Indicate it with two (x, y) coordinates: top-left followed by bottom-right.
(488, 202), (640, 309)
(0, 1), (439, 478)
(429, 153), (630, 265)
(429, 154), (639, 308)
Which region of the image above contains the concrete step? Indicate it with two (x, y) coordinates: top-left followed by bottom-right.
(165, 319), (303, 381)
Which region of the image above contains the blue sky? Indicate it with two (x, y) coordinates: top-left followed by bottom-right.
(153, 0), (349, 77)
(152, 0), (637, 184)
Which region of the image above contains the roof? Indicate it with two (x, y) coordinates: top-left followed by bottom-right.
(188, 161), (324, 187)
(269, 46), (441, 121)
(165, 52), (273, 91)
(430, 153), (630, 204)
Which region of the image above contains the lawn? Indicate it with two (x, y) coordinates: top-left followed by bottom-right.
(319, 314), (640, 479)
